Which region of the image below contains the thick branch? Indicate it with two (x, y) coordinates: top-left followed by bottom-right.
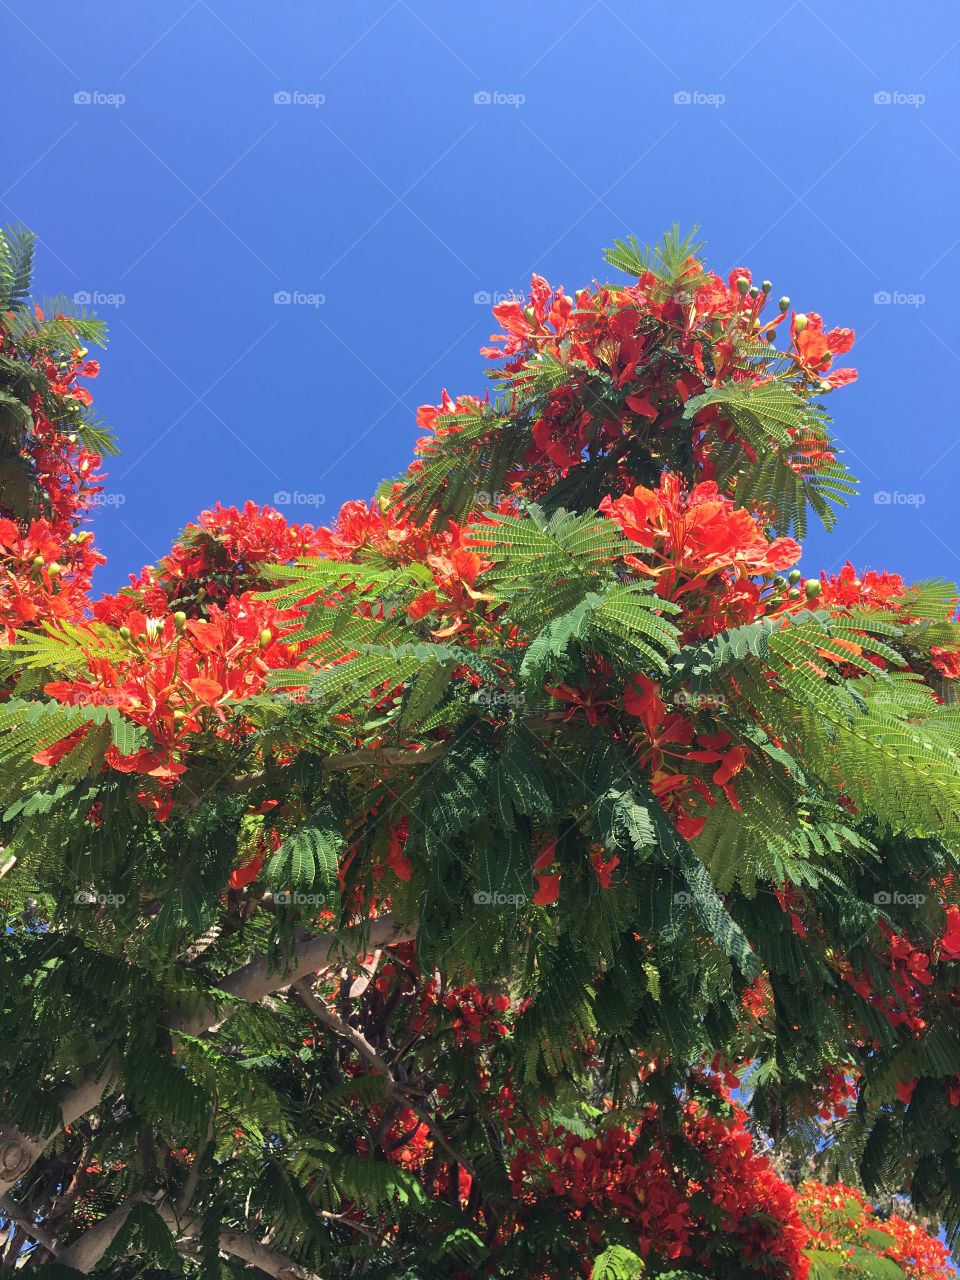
(169, 1208), (325, 1280)
(0, 916), (415, 1198)
(0, 1062), (118, 1198)
(0, 1194), (61, 1256)
(215, 1228), (324, 1280)
(57, 1195), (145, 1273)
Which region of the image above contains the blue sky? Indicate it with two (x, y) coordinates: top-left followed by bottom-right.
(5, 1), (960, 593)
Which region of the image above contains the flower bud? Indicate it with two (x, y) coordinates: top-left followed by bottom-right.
(736, 276), (750, 296)
(788, 569), (802, 585)
(523, 305), (537, 324)
(749, 285), (760, 298)
(761, 280), (773, 294)
(32, 555), (44, 570)
(259, 629), (272, 648)
(778, 296), (790, 312)
(173, 611), (187, 631)
(119, 626), (131, 640)
(794, 313), (808, 334)
(805, 579), (822, 601)
(773, 575), (787, 589)
(47, 562), (61, 577)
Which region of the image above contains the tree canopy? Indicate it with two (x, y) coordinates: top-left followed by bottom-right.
(1, 225), (959, 1279)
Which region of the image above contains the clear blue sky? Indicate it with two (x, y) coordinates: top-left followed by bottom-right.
(5, 2), (960, 593)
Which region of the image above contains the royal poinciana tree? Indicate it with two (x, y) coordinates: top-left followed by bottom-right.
(1, 225), (959, 1280)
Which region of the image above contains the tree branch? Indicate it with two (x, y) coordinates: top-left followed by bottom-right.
(0, 915), (415, 1199)
(293, 977), (475, 1179)
(57, 1193), (146, 1273)
(0, 1194), (61, 1256)
(169, 1209), (326, 1280)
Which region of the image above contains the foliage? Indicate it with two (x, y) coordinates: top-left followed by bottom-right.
(0, 227), (958, 1279)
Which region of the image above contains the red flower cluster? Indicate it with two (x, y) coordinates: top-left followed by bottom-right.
(0, 322), (104, 644)
(798, 1180), (952, 1279)
(507, 1087), (810, 1277)
(602, 472), (800, 639)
